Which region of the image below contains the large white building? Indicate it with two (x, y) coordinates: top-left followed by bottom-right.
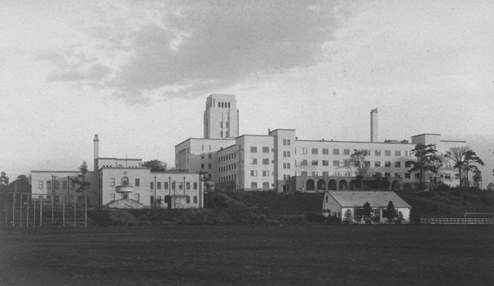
(176, 94), (466, 192)
(31, 135), (204, 209)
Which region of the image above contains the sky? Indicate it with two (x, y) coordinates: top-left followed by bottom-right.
(1, 0), (493, 186)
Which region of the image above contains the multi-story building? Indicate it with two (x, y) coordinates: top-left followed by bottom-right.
(32, 135), (204, 209)
(175, 95), (466, 192)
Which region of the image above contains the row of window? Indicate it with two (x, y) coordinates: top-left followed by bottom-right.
(250, 146), (271, 153)
(219, 152), (236, 162)
(39, 181), (74, 190)
(201, 153), (213, 159)
(219, 174), (237, 183)
(250, 182), (271, 189)
(250, 170), (272, 177)
(219, 121), (230, 128)
(219, 163), (236, 173)
(149, 181), (198, 190)
(110, 193), (198, 204)
(201, 163), (212, 170)
(299, 148), (413, 157)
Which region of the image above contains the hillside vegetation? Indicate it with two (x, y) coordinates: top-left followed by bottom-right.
(86, 189), (494, 226)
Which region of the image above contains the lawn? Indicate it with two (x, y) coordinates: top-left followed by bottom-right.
(0, 225), (493, 285)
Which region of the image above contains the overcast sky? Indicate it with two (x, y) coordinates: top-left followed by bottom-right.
(1, 0), (493, 185)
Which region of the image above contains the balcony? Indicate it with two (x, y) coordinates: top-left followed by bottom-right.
(116, 185), (134, 193)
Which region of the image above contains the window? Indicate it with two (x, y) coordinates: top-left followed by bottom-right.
(322, 160), (329, 166)
(263, 182), (270, 189)
(333, 160), (339, 167)
(220, 122), (223, 127)
(405, 161), (412, 168)
(322, 171), (329, 177)
(375, 161), (381, 167)
(251, 146), (257, 153)
(251, 182), (258, 189)
(157, 182), (161, 189)
(385, 150), (391, 156)
(251, 158), (257, 165)
(150, 182), (154, 189)
(333, 149), (339, 155)
(262, 158), (269, 165)
(312, 160), (318, 166)
(110, 193), (115, 200)
(283, 163), (291, 169)
(283, 139), (291, 146)
(172, 182), (176, 189)
(395, 162), (401, 168)
(54, 181), (59, 189)
(178, 182), (183, 189)
(39, 181), (43, 189)
(344, 149), (350, 155)
(385, 161), (391, 167)
(157, 196), (162, 204)
(208, 154), (212, 159)
(301, 160), (308, 166)
(385, 173), (391, 177)
(322, 148), (329, 155)
(164, 182), (169, 189)
(395, 150), (401, 156)
(135, 178), (140, 186)
(208, 164), (211, 169)
(312, 171), (318, 176)
(62, 181), (67, 189)
(111, 178), (115, 186)
(201, 164), (204, 169)
(251, 170), (257, 176)
(193, 182), (198, 189)
(375, 150), (381, 156)
(263, 147), (269, 153)
(201, 154), (205, 159)
(395, 173), (401, 178)
(283, 151), (291, 157)
(193, 196), (198, 203)
(445, 174), (451, 180)
(312, 148), (318, 155)
(263, 170), (270, 176)
(121, 177), (129, 186)
(135, 194), (140, 202)
(302, 148), (307, 154)
(343, 160), (350, 167)
(405, 151), (410, 157)
(301, 171), (308, 176)
(364, 161), (370, 167)
(186, 196), (190, 203)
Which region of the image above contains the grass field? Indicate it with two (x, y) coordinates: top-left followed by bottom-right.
(1, 225), (493, 285)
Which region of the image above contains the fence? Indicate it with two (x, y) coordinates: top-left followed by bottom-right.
(4, 193), (87, 227)
(420, 218), (494, 225)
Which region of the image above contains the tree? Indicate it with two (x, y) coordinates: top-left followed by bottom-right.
(6, 175), (31, 193)
(429, 155), (448, 190)
(143, 160), (167, 172)
(350, 150), (370, 191)
(447, 147), (484, 187)
(362, 201), (372, 221)
(406, 144), (437, 190)
(472, 168), (482, 189)
(70, 161), (91, 193)
(343, 209), (353, 224)
(0, 171), (9, 193)
(385, 201), (397, 222)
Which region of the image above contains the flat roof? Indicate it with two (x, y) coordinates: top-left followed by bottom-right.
(440, 140), (467, 143)
(31, 170), (80, 173)
(97, 157), (142, 161)
(411, 133), (441, 137)
(175, 137), (235, 147)
(296, 139), (414, 145)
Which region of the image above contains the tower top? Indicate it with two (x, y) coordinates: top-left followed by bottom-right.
(94, 134), (99, 141)
(371, 108), (378, 113)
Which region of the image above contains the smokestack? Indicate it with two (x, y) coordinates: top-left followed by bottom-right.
(370, 108), (378, 142)
(94, 134), (99, 159)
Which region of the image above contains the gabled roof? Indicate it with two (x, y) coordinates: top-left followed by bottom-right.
(327, 191), (411, 208)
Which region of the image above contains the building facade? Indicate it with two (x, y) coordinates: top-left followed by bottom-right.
(176, 94), (466, 192)
(31, 136), (204, 209)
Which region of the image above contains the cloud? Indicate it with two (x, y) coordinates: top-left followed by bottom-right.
(107, 0), (343, 100)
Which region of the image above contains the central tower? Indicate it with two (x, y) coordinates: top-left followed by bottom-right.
(203, 94), (239, 139)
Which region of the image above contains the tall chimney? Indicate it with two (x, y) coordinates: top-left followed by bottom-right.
(94, 134), (99, 159)
(370, 108), (378, 142)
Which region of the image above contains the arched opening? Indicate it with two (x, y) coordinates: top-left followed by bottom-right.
(339, 180), (348, 190)
(121, 177), (129, 186)
(350, 180), (357, 190)
(404, 183), (412, 191)
(328, 180), (337, 190)
(306, 179), (315, 191)
(392, 180), (400, 191)
(317, 179), (326, 191)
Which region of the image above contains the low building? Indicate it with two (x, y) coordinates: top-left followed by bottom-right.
(322, 191), (411, 223)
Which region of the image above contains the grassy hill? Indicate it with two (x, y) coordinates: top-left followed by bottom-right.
(84, 189), (494, 226)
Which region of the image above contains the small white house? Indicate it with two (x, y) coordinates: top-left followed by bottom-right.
(322, 191), (411, 223)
